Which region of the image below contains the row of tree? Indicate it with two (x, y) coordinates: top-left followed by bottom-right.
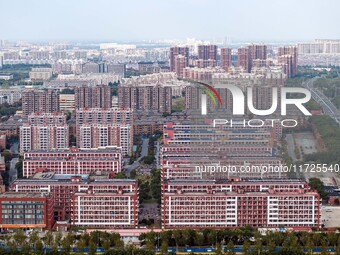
(2, 230), (123, 255)
(3, 228), (340, 255)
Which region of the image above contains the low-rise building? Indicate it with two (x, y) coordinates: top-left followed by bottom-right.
(162, 179), (320, 229)
(12, 175), (139, 228)
(22, 148), (122, 177)
(0, 192), (55, 230)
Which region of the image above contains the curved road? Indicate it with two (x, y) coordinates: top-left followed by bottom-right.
(303, 78), (340, 124)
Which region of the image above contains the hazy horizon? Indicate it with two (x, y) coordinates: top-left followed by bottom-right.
(0, 0), (339, 42)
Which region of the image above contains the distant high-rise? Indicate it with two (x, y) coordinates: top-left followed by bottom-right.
(198, 45), (218, 63)
(82, 62), (99, 73)
(118, 85), (172, 114)
(278, 46), (298, 77)
(74, 85), (112, 109)
(237, 45), (267, 73)
(22, 89), (60, 116)
(174, 55), (187, 78)
(249, 44), (267, 61)
(220, 48), (232, 71)
(237, 48), (251, 72)
(169, 46), (189, 72)
(278, 55), (294, 78)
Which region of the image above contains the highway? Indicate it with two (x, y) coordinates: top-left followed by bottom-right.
(303, 78), (340, 124)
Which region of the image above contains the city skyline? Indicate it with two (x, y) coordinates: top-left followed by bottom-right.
(0, 0), (339, 42)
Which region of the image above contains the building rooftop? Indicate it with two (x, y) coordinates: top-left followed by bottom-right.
(13, 172), (136, 185)
(0, 192), (48, 198)
(32, 172), (89, 180)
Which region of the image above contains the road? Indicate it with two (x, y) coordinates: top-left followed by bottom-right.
(10, 142), (19, 155)
(285, 134), (297, 162)
(303, 78), (340, 124)
(9, 158), (18, 184)
(140, 138), (149, 159)
(124, 138), (149, 176)
(155, 141), (160, 169)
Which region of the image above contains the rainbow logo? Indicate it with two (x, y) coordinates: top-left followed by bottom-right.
(197, 81), (222, 107)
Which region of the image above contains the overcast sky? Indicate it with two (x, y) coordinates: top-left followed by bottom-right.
(0, 0), (339, 42)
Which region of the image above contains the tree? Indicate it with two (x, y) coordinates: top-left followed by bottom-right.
(226, 240), (235, 255)
(320, 239), (329, 255)
(328, 232), (338, 249)
(44, 230), (54, 248)
(61, 234), (73, 253)
(114, 172), (126, 179)
(173, 230), (182, 251)
(145, 232), (156, 252)
(309, 178), (328, 200)
(29, 231), (39, 249)
(55, 232), (63, 247)
(103, 240), (111, 251)
(160, 240), (168, 255)
(267, 238), (276, 254)
(193, 232), (204, 246)
(115, 239), (125, 250)
(76, 239), (86, 254)
(281, 233), (304, 255)
(142, 155), (155, 164)
(253, 233), (263, 255)
(13, 229), (26, 248)
(306, 236), (314, 255)
(15, 159), (23, 178)
(242, 240), (251, 255)
(206, 229), (217, 247)
(130, 169), (137, 179)
(22, 242), (31, 254)
(36, 240), (44, 255)
(336, 236), (340, 255)
(2, 150), (13, 162)
(89, 241), (97, 255)
(335, 198), (340, 205)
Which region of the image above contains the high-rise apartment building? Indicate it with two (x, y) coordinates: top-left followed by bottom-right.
(76, 108), (133, 155)
(237, 48), (251, 72)
(278, 55), (294, 78)
(169, 46), (189, 71)
(198, 44), (218, 63)
(118, 85), (172, 114)
(278, 46), (298, 77)
(22, 89), (60, 116)
(20, 113), (69, 154)
(74, 85), (112, 109)
(78, 124), (132, 156)
(238, 45), (267, 73)
(174, 54), (187, 78)
(220, 48), (232, 71)
(193, 59), (216, 68)
(185, 69), (285, 114)
(249, 44), (267, 61)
